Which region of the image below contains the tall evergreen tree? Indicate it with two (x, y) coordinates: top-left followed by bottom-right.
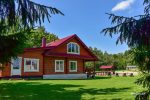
(102, 0), (150, 99)
(0, 0), (63, 64)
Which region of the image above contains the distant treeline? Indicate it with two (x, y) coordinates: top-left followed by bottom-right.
(86, 47), (136, 70)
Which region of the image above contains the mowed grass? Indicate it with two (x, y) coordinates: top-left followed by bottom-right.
(0, 76), (145, 100)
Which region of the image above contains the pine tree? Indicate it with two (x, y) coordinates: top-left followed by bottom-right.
(102, 0), (150, 99)
(0, 0), (64, 64)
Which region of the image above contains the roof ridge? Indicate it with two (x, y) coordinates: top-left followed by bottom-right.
(46, 34), (76, 47)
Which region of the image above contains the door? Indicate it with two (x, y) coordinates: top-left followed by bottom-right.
(11, 57), (22, 76)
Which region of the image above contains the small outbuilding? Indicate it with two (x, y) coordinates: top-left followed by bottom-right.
(97, 65), (115, 76)
(100, 66), (114, 71)
(126, 66), (137, 71)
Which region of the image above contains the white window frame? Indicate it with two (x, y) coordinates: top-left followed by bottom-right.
(24, 58), (39, 72)
(67, 42), (80, 54)
(55, 60), (64, 72)
(69, 61), (77, 72)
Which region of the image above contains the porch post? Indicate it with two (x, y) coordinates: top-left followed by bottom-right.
(42, 54), (45, 75)
(83, 59), (85, 73)
(94, 60), (96, 74)
(65, 58), (68, 74)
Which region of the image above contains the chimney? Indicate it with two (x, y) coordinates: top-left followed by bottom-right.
(42, 37), (46, 47)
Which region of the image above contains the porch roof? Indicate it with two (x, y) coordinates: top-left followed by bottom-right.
(45, 53), (97, 61)
(100, 66), (113, 69)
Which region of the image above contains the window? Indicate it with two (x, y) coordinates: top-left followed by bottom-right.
(67, 42), (80, 54)
(55, 60), (64, 72)
(24, 58), (39, 72)
(69, 61), (77, 72)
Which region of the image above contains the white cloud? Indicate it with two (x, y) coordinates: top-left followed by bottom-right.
(112, 0), (135, 12)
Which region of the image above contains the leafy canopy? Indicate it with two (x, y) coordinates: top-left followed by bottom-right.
(26, 26), (59, 48)
(86, 47), (134, 70)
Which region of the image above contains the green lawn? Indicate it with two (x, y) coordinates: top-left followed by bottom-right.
(0, 76), (144, 100)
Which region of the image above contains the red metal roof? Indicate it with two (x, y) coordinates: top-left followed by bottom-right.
(46, 34), (75, 47)
(100, 66), (113, 69)
(24, 34), (75, 51)
(24, 34), (98, 61)
(24, 46), (55, 51)
(45, 34), (98, 60)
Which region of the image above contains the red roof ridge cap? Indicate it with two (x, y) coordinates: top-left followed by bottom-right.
(46, 34), (76, 47)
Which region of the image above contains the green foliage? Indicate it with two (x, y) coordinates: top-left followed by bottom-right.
(0, 31), (27, 64)
(0, 0), (63, 64)
(134, 46), (150, 98)
(101, 13), (150, 47)
(26, 26), (59, 48)
(0, 21), (29, 63)
(0, 0), (64, 28)
(86, 47), (135, 71)
(102, 0), (150, 99)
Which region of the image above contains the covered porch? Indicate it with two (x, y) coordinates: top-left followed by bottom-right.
(43, 52), (98, 79)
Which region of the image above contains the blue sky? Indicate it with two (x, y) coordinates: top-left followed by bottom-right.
(32, 0), (144, 54)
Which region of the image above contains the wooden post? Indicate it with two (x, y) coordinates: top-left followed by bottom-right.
(94, 61), (96, 77)
(83, 59), (85, 73)
(65, 58), (68, 74)
(42, 54), (45, 75)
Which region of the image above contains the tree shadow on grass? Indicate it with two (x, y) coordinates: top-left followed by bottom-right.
(0, 81), (131, 100)
(93, 76), (112, 80)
